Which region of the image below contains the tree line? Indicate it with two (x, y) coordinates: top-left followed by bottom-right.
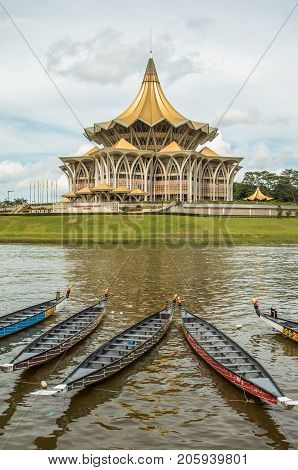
(234, 170), (298, 202)
(0, 198), (28, 207)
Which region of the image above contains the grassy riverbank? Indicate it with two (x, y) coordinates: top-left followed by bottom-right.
(0, 214), (297, 244)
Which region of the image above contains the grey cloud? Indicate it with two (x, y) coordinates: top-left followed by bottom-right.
(185, 15), (213, 32)
(217, 108), (292, 128)
(46, 29), (203, 84)
(216, 109), (262, 127)
(0, 9), (8, 22)
(270, 116), (291, 126)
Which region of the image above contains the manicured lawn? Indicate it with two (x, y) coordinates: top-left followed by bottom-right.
(0, 214), (297, 244)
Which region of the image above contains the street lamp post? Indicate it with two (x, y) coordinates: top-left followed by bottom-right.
(7, 190), (14, 204)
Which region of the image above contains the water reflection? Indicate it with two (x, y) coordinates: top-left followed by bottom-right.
(33, 346), (163, 450)
(182, 337), (290, 450)
(0, 244), (297, 449)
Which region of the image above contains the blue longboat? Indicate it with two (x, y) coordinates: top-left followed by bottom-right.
(0, 289), (70, 339)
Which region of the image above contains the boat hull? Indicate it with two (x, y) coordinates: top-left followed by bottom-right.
(13, 314), (103, 371)
(260, 314), (298, 342)
(183, 326), (278, 406)
(67, 319), (171, 392)
(0, 297), (67, 339)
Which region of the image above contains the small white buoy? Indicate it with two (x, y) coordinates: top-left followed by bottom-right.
(41, 380), (48, 389)
(235, 324), (243, 329)
(111, 310), (115, 314)
(120, 311), (123, 315)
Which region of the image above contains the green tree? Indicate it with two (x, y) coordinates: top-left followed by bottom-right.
(234, 169), (298, 203)
(13, 198), (28, 205)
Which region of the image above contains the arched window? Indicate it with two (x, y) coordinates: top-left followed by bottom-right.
(116, 158), (129, 187)
(202, 165), (212, 200)
(215, 166), (227, 200)
(75, 164), (88, 191)
(131, 159), (144, 190)
(167, 159), (180, 200)
(153, 160), (166, 199)
(87, 162), (95, 187)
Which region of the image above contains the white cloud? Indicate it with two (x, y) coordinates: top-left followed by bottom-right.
(214, 108), (262, 128)
(0, 157), (68, 200)
(73, 143), (96, 156)
(0, 160), (25, 184)
(46, 30), (203, 84)
(0, 120), (82, 157)
(198, 131), (232, 155)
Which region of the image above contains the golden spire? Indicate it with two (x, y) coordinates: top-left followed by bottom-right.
(114, 57), (188, 127)
(142, 57), (159, 83)
(84, 54), (218, 150)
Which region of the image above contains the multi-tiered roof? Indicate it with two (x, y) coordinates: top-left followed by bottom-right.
(84, 57), (218, 152)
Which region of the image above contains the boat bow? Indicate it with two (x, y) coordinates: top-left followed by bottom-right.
(277, 396), (298, 409)
(31, 384), (68, 397)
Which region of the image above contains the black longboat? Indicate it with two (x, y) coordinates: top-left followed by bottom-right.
(0, 294), (108, 372)
(31, 301), (174, 396)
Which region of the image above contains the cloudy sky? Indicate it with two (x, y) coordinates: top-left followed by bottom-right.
(0, 0), (297, 200)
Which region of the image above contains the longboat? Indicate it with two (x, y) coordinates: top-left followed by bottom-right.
(31, 302), (174, 396)
(0, 295), (108, 372)
(252, 299), (298, 343)
(180, 307), (298, 409)
(0, 289), (71, 339)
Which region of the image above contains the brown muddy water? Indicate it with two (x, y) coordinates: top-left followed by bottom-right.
(0, 243), (297, 450)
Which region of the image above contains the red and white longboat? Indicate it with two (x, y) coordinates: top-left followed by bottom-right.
(180, 307), (297, 409)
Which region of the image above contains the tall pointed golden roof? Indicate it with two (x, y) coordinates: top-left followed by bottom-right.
(114, 58), (188, 127)
(84, 56), (218, 151)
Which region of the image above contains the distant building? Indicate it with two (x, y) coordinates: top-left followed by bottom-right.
(60, 57), (243, 202)
(244, 187), (273, 201)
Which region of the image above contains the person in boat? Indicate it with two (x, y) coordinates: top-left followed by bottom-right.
(55, 291), (61, 301)
(270, 307), (278, 319)
(172, 294), (178, 303)
(177, 296), (183, 307)
(103, 288), (109, 298)
(66, 286), (72, 299)
(251, 298), (261, 316)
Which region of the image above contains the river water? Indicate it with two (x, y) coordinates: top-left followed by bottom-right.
(0, 243), (297, 450)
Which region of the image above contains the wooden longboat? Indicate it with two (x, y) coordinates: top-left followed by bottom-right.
(0, 290), (70, 339)
(252, 299), (298, 343)
(31, 302), (174, 396)
(180, 307), (298, 409)
(0, 295), (108, 372)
